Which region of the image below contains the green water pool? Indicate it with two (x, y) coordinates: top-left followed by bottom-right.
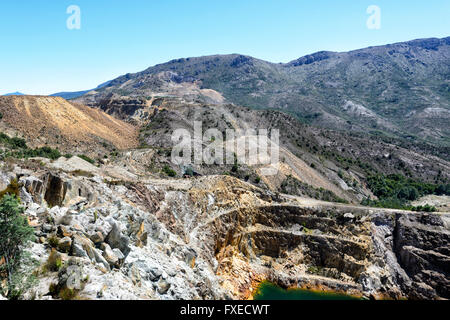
(253, 282), (362, 300)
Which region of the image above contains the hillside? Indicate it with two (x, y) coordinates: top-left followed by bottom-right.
(0, 96), (138, 155)
(75, 37), (450, 146)
(0, 38), (449, 302)
(113, 97), (449, 206)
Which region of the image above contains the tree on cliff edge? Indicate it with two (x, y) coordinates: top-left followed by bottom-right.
(0, 194), (36, 299)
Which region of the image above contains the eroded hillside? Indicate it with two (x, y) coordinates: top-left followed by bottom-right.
(0, 96), (138, 154)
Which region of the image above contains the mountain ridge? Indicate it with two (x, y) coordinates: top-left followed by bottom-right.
(3, 92), (25, 96)
(73, 36), (450, 146)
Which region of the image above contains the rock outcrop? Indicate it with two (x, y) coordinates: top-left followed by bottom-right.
(1, 163), (448, 300)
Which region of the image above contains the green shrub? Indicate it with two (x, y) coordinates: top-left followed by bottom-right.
(0, 133), (27, 149)
(10, 137), (27, 149)
(435, 184), (450, 196)
(59, 287), (78, 300)
(411, 204), (437, 212)
(77, 154), (95, 164)
(163, 165), (177, 177)
(47, 235), (60, 248)
(397, 186), (419, 201)
(0, 135), (61, 160)
(30, 147), (61, 160)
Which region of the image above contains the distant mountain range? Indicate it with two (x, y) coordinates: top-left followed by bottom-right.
(49, 90), (90, 100)
(7, 37), (449, 146)
(3, 92), (25, 96)
(69, 36), (449, 147)
(50, 80), (112, 100)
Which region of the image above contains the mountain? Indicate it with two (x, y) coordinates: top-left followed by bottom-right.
(3, 92), (25, 96)
(50, 90), (90, 100)
(74, 37), (450, 146)
(0, 40), (449, 301)
(50, 80), (112, 100)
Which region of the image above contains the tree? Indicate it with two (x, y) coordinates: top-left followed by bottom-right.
(398, 186), (419, 201)
(435, 184), (450, 196)
(0, 195), (36, 299)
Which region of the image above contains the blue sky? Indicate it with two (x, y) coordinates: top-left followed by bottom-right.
(0, 0), (449, 95)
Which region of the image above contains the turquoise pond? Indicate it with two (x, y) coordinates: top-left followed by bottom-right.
(253, 282), (362, 300)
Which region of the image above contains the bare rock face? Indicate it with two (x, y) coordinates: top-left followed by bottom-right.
(44, 174), (68, 207)
(95, 95), (148, 121)
(394, 213), (450, 299)
(157, 279), (171, 295)
(21, 176), (45, 203)
(194, 199), (450, 300)
(101, 243), (121, 268)
(6, 165), (449, 301)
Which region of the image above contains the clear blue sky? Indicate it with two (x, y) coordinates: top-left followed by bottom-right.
(0, 0), (449, 95)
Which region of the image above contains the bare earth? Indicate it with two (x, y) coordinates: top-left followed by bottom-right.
(0, 95), (138, 153)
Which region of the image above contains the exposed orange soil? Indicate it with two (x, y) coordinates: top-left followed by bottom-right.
(0, 95), (138, 151)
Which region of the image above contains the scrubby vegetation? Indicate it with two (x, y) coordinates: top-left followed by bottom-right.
(281, 175), (349, 204)
(0, 133), (61, 160)
(10, 146), (61, 160)
(183, 167), (194, 177)
(43, 249), (63, 273)
(0, 133), (28, 149)
(77, 154), (95, 164)
(362, 173), (449, 211)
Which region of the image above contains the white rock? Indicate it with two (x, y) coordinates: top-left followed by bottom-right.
(344, 213), (355, 220)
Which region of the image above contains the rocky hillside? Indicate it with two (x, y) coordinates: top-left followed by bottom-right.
(0, 159), (448, 300)
(121, 98), (450, 204)
(74, 37), (450, 146)
(1, 95), (448, 207)
(0, 96), (448, 301)
(0, 96), (139, 155)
